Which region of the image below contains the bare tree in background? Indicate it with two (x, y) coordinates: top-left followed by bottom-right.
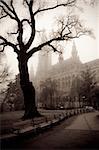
(0, 53), (12, 112)
(79, 68), (97, 106)
(0, 0), (93, 119)
(0, 53), (9, 85)
(70, 67), (97, 107)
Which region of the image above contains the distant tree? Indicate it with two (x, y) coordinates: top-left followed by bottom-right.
(90, 85), (99, 109)
(70, 67), (97, 106)
(80, 67), (97, 106)
(40, 78), (57, 109)
(0, 0), (93, 119)
(94, 86), (99, 108)
(39, 81), (49, 108)
(70, 76), (82, 107)
(0, 74), (24, 112)
(0, 53), (9, 85)
(70, 76), (82, 98)
(0, 53), (12, 112)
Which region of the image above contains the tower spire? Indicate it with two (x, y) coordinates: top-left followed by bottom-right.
(36, 47), (51, 78)
(72, 41), (78, 59)
(58, 45), (64, 63)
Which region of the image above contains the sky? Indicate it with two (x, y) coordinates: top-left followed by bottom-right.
(0, 0), (99, 77)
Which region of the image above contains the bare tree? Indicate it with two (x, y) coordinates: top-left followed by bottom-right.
(79, 67), (97, 106)
(0, 53), (11, 112)
(0, 53), (9, 85)
(0, 0), (92, 119)
(70, 67), (97, 107)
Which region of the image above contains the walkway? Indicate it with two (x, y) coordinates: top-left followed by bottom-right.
(2, 111), (99, 149)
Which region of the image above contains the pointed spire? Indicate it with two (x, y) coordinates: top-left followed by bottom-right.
(58, 44), (64, 63)
(59, 53), (64, 63)
(72, 41), (78, 58)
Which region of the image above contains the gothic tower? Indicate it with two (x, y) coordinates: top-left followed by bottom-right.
(58, 45), (64, 63)
(36, 46), (52, 80)
(71, 41), (79, 61)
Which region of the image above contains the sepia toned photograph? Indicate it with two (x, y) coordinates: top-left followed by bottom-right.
(0, 0), (99, 149)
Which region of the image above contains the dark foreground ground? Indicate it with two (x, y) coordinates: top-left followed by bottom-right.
(1, 111), (99, 150)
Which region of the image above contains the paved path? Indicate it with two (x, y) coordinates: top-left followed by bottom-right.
(65, 111), (99, 131)
(3, 111), (99, 150)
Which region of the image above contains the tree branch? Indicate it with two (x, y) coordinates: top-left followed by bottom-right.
(24, 0), (36, 50)
(0, 0), (20, 21)
(27, 20), (90, 59)
(0, 36), (19, 54)
(0, 14), (7, 19)
(7, 29), (19, 35)
(27, 36), (64, 58)
(21, 19), (31, 24)
(10, 0), (20, 21)
(0, 5), (15, 20)
(48, 43), (62, 53)
(24, 0), (29, 7)
(0, 0), (13, 14)
(0, 44), (6, 52)
(34, 0), (76, 16)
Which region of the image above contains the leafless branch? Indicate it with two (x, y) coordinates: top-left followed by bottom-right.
(27, 36), (64, 58)
(0, 14), (7, 19)
(24, 0), (29, 7)
(0, 0), (20, 21)
(0, 64), (10, 84)
(0, 4), (15, 20)
(24, 0), (36, 50)
(21, 19), (31, 24)
(27, 13), (91, 58)
(0, 0), (13, 14)
(10, 0), (19, 21)
(48, 43), (62, 53)
(34, 0), (76, 16)
(7, 29), (19, 35)
(0, 36), (19, 54)
(0, 42), (5, 46)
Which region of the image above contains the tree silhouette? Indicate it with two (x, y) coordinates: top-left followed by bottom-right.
(0, 53), (11, 112)
(0, 74), (24, 112)
(0, 53), (9, 84)
(70, 67), (97, 106)
(0, 0), (92, 119)
(80, 67), (97, 106)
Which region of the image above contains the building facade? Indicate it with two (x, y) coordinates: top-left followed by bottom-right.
(31, 41), (99, 108)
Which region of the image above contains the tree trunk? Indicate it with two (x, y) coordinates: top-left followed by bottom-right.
(18, 55), (41, 120)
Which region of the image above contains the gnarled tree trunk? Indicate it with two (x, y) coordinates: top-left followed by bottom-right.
(18, 54), (41, 120)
